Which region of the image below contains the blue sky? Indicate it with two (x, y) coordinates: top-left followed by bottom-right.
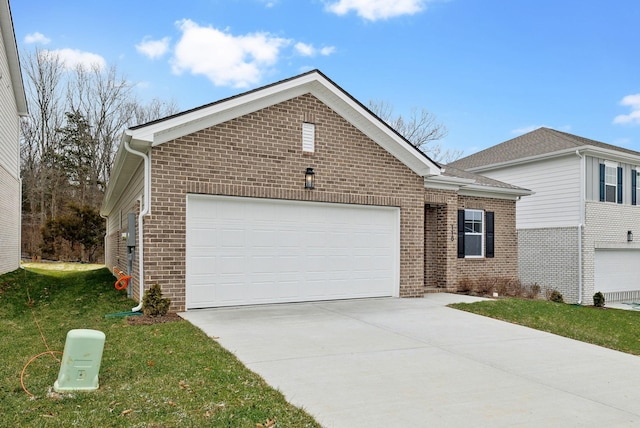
(10, 0), (640, 158)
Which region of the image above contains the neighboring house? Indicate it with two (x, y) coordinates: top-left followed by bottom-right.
(450, 127), (640, 304)
(101, 70), (530, 311)
(0, 0), (28, 275)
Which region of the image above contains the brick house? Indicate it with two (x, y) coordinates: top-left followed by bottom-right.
(450, 127), (640, 304)
(0, 0), (28, 275)
(101, 70), (530, 311)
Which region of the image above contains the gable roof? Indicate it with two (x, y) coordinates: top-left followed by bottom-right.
(0, 0), (27, 116)
(103, 70), (443, 215)
(450, 127), (640, 171)
(125, 69), (441, 176)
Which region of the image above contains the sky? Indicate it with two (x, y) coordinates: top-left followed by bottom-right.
(10, 0), (640, 158)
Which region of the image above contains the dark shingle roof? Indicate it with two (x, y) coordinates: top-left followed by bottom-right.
(450, 127), (640, 170)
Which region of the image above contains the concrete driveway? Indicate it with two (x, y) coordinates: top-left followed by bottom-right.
(180, 294), (640, 427)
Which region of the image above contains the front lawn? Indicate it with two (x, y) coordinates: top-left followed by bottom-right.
(0, 264), (320, 427)
(450, 298), (640, 355)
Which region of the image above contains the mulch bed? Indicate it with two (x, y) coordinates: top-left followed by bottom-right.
(126, 312), (183, 325)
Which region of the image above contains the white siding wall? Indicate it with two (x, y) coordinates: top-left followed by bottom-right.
(480, 155), (582, 229)
(0, 22), (21, 274)
(104, 162), (144, 270)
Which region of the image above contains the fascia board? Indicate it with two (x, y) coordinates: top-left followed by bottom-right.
(0, 0), (27, 116)
(458, 185), (534, 200)
(100, 135), (150, 216)
(579, 147), (640, 165)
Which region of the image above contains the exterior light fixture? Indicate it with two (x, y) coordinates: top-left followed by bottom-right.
(628, 230), (633, 242)
(305, 167), (315, 189)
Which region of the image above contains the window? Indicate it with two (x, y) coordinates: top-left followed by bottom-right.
(604, 163), (617, 203)
(457, 209), (494, 258)
(600, 161), (622, 204)
(464, 210), (483, 257)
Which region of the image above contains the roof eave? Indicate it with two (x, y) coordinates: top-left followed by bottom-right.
(1, 0), (28, 116)
(100, 133), (151, 216)
(467, 144), (640, 173)
(424, 175), (533, 200)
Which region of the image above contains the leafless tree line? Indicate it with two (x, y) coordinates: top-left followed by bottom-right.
(368, 99), (462, 164)
(20, 48), (178, 261)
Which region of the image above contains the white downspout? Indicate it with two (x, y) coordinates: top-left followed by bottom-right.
(123, 136), (150, 312)
(576, 150), (585, 305)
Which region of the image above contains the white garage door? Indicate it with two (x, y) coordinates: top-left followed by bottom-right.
(186, 194), (399, 309)
(594, 249), (640, 294)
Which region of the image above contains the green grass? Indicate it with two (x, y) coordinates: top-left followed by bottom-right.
(1, 264), (320, 427)
(450, 298), (640, 355)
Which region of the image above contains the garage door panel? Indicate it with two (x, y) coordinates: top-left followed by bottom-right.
(595, 249), (640, 293)
(186, 195), (399, 308)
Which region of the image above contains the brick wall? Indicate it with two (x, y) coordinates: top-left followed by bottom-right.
(518, 227), (580, 302)
(456, 196), (519, 282)
(424, 191), (519, 290)
(145, 93), (426, 311)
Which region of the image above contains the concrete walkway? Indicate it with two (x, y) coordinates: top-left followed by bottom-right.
(180, 295), (640, 427)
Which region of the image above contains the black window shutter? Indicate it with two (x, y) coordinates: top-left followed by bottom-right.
(633, 170), (637, 206)
(617, 166), (623, 204)
(457, 210), (465, 258)
(485, 211), (495, 258)
(599, 164), (605, 202)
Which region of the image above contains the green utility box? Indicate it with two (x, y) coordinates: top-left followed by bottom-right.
(53, 329), (106, 392)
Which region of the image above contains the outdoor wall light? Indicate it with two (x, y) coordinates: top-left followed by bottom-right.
(305, 167), (315, 189)
(628, 230), (633, 242)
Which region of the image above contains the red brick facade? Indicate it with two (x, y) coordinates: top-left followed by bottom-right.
(106, 91), (520, 311)
(135, 94), (427, 310)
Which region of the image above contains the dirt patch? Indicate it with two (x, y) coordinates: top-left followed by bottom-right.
(126, 312), (183, 325)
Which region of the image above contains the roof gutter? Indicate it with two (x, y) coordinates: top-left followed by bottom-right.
(123, 135), (151, 312)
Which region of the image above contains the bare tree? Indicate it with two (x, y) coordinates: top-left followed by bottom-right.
(20, 48), (179, 261)
(368, 100), (462, 163)
(132, 97), (179, 126)
(20, 49), (67, 257)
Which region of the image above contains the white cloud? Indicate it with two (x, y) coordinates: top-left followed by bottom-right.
(24, 32), (51, 44)
(171, 19), (290, 88)
(42, 48), (106, 71)
(326, 0), (427, 21)
(136, 37), (171, 59)
(294, 42), (336, 57)
(614, 93), (640, 125)
(320, 46), (336, 55)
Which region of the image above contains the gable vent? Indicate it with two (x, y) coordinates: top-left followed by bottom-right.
(302, 122), (315, 152)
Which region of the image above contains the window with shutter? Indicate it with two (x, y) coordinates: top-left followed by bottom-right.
(603, 162), (618, 203)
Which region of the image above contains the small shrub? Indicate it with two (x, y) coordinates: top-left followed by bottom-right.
(475, 276), (495, 295)
(142, 283), (171, 317)
(548, 289), (564, 303)
(593, 291), (605, 307)
(525, 283), (541, 299)
(457, 277), (475, 294)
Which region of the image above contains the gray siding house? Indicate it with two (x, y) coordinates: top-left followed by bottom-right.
(0, 0), (28, 274)
(451, 127), (640, 304)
